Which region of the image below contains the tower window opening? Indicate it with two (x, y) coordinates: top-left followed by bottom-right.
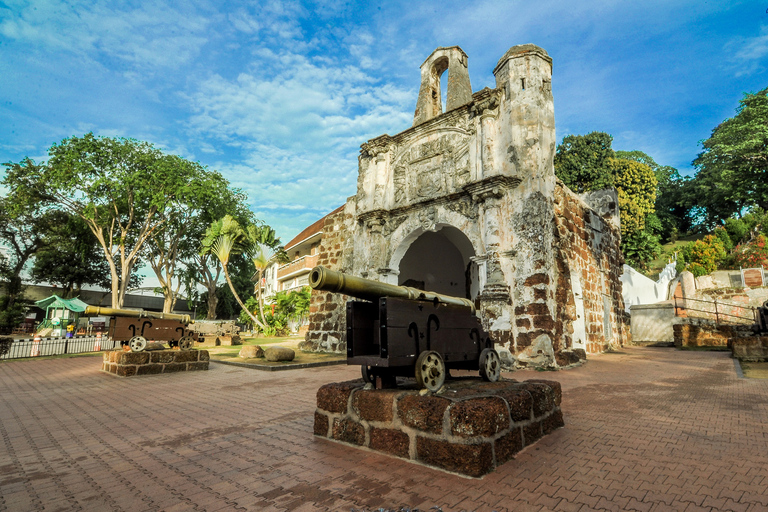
(521, 78), (526, 90)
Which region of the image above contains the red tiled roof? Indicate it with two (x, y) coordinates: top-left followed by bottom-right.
(284, 205), (344, 250)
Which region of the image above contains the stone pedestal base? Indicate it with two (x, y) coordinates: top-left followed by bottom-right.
(102, 349), (209, 377)
(314, 377), (564, 477)
(732, 336), (768, 361)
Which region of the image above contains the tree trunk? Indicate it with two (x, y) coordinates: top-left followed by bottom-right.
(222, 264), (264, 329)
(206, 286), (218, 320)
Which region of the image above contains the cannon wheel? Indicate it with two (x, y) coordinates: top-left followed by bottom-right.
(179, 336), (194, 351)
(415, 350), (445, 392)
(479, 348), (501, 382)
(129, 336), (147, 352)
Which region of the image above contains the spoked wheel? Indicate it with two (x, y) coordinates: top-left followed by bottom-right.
(415, 350), (446, 392)
(179, 336), (194, 350)
(129, 336), (147, 352)
(479, 348), (501, 382)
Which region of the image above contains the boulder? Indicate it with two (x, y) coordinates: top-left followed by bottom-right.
(239, 345), (264, 359)
(264, 346), (295, 362)
(145, 342), (166, 351)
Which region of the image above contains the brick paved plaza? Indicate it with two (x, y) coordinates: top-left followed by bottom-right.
(1, 347), (767, 511)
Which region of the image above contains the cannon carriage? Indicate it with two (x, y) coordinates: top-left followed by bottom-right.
(309, 266), (501, 391)
(84, 306), (199, 352)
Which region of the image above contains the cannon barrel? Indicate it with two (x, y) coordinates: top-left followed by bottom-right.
(309, 266), (475, 312)
(83, 306), (193, 324)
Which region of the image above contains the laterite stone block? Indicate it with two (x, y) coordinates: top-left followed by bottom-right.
(315, 377), (564, 477)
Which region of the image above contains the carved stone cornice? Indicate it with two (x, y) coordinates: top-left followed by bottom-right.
(464, 175), (522, 201)
(477, 283), (511, 304)
(360, 134), (395, 158)
(469, 87), (501, 119)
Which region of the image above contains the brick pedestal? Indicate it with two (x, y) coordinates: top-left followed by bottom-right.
(732, 336), (768, 361)
(101, 349), (210, 377)
(314, 378), (564, 477)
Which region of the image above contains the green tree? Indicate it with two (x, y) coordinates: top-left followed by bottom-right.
(181, 192), (251, 320)
(4, 134), (208, 308)
(0, 191), (58, 332)
(142, 162), (241, 313)
(615, 150), (692, 241)
(692, 87), (768, 226)
(30, 212), (113, 297)
(554, 132), (615, 193)
(203, 215), (266, 330)
(609, 158), (657, 236)
(243, 224), (288, 327)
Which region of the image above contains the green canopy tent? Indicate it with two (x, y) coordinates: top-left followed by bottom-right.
(34, 295), (89, 337)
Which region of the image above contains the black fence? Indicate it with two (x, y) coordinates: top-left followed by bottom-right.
(674, 296), (758, 326)
(1, 336), (121, 360)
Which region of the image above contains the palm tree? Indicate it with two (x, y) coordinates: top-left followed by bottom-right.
(204, 215), (266, 330)
(243, 224), (288, 327)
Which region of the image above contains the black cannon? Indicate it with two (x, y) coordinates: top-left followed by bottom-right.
(309, 266), (500, 391)
(756, 301), (768, 334)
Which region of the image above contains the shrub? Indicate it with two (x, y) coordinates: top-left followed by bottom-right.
(681, 235), (727, 277)
(733, 234), (768, 269)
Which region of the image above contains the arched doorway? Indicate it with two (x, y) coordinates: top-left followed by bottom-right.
(394, 226), (477, 299)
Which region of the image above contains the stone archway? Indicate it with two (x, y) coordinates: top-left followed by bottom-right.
(391, 225), (477, 299)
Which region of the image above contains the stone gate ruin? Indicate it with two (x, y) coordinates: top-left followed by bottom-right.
(302, 44), (627, 366)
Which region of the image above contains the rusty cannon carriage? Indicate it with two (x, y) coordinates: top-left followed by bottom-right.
(309, 266), (501, 391)
(84, 306), (199, 352)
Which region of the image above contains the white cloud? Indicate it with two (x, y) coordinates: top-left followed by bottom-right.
(728, 25), (768, 76)
(0, 0), (211, 69)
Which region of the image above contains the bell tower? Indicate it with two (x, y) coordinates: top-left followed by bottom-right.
(413, 46), (473, 126)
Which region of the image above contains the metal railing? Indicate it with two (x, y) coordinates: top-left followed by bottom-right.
(674, 296), (758, 326)
(0, 336), (120, 360)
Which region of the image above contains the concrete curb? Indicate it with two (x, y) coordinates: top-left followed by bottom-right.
(210, 358), (346, 371)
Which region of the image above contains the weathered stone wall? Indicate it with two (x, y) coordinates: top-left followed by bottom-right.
(314, 378), (563, 477)
(301, 203), (355, 353)
(303, 44), (625, 365)
(673, 318), (753, 348)
(102, 349), (209, 377)
(553, 184), (627, 355)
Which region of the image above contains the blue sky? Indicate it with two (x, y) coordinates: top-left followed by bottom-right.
(1, 0), (767, 244)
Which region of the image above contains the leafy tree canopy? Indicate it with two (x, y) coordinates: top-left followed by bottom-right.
(692, 87), (768, 226)
(3, 133), (227, 309)
(608, 157), (657, 236)
(554, 131), (615, 193)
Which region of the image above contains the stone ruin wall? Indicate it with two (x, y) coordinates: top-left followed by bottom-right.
(300, 203), (355, 353)
(303, 44), (626, 364)
(553, 184), (628, 356)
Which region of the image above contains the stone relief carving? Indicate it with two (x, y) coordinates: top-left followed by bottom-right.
(391, 131), (471, 206)
(445, 197), (478, 220)
(418, 206), (437, 232)
(382, 215), (407, 237)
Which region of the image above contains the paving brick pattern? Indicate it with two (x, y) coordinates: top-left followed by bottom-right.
(1, 348), (767, 511)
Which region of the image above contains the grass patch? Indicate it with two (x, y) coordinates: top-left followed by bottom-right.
(740, 362), (768, 379)
(206, 336), (344, 366)
(645, 234), (705, 279)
